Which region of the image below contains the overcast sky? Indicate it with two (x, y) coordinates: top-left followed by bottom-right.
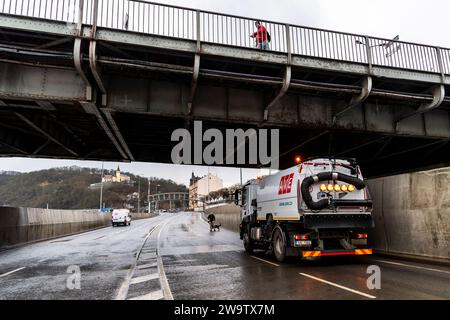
(0, 0), (449, 186)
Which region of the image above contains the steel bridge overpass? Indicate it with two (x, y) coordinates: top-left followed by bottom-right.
(1, 0), (450, 177)
(148, 192), (189, 211)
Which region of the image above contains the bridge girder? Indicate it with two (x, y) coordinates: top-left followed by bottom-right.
(0, 126), (30, 154)
(14, 112), (83, 156)
(0, 13), (450, 177)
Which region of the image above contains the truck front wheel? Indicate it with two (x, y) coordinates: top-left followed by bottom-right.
(243, 231), (254, 254)
(273, 228), (286, 262)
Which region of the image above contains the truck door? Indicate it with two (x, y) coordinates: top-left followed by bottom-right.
(242, 186), (249, 218)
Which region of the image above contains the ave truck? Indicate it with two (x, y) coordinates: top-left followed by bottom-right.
(235, 158), (374, 262)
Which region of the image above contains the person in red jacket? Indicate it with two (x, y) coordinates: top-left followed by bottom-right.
(250, 21), (270, 50)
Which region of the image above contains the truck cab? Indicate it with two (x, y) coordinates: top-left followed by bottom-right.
(112, 209), (132, 227)
(236, 158), (374, 261)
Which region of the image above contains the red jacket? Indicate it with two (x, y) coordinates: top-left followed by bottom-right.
(252, 25), (268, 43)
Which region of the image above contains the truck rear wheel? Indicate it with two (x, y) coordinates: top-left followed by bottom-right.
(243, 231), (254, 254)
(273, 228), (286, 262)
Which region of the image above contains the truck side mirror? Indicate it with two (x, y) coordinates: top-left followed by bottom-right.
(234, 190), (242, 206)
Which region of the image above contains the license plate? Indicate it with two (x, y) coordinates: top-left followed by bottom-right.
(295, 240), (312, 247)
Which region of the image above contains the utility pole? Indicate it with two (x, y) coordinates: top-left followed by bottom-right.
(240, 167), (243, 186)
(99, 161), (104, 211)
(137, 177), (140, 213)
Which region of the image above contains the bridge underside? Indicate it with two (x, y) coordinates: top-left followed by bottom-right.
(1, 16), (450, 177)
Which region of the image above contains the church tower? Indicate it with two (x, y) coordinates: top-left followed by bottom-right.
(115, 165), (121, 182)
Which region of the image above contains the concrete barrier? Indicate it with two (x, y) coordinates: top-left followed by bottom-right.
(367, 169), (450, 262)
(205, 203), (241, 232)
(0, 207), (156, 248)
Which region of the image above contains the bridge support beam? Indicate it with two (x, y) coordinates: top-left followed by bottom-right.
(362, 139), (446, 165)
(395, 85), (446, 131)
(264, 65), (291, 121)
(0, 126), (29, 154)
(101, 108), (135, 161)
(80, 102), (128, 160)
(14, 112), (80, 156)
(333, 76), (372, 123)
(33, 139), (51, 155)
(0, 62), (86, 102)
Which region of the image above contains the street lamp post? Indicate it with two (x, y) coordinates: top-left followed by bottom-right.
(137, 177), (140, 213)
(99, 162), (104, 211)
(155, 184), (161, 211)
(147, 178), (151, 213)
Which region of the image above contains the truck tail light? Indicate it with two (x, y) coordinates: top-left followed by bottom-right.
(348, 184), (356, 192)
(327, 184), (334, 191)
(356, 233), (368, 239)
(294, 234), (309, 240)
(334, 184), (341, 192)
(320, 184), (327, 192)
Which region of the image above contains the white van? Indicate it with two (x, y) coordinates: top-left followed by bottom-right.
(111, 209), (132, 227)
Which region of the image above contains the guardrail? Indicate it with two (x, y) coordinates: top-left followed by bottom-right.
(1, 0), (449, 75)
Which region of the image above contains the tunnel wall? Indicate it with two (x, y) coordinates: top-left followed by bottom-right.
(204, 204), (241, 232)
(367, 169), (450, 262)
(0, 207), (156, 248)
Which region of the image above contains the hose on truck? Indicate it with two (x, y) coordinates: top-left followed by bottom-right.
(300, 172), (366, 211)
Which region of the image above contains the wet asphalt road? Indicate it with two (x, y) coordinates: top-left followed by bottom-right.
(0, 212), (449, 300)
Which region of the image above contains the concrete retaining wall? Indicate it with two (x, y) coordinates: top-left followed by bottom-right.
(205, 203), (241, 232)
(0, 207), (155, 248)
(367, 169), (450, 261)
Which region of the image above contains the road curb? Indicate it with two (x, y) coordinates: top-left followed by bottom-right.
(374, 250), (450, 267)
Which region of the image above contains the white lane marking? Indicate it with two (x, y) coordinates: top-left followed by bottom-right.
(0, 267), (26, 279)
(137, 263), (158, 270)
(250, 256), (280, 267)
(299, 272), (377, 299)
(157, 214), (182, 301)
(140, 253), (157, 260)
(373, 259), (450, 275)
(128, 290), (164, 300)
(130, 273), (159, 285)
(115, 223), (162, 300)
(161, 244), (241, 256)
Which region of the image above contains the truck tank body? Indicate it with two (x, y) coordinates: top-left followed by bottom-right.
(256, 158), (373, 229)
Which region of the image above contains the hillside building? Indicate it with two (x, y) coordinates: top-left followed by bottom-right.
(189, 172), (223, 210)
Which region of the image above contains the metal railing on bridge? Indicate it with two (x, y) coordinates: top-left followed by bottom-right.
(1, 0), (449, 75)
